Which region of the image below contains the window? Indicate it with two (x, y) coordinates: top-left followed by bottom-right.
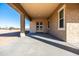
(36, 22), (39, 25)
(40, 22), (43, 30)
(36, 26), (39, 28)
(59, 9), (64, 28)
(36, 22), (39, 30)
(40, 22), (43, 25)
(58, 5), (65, 30)
(36, 22), (43, 31)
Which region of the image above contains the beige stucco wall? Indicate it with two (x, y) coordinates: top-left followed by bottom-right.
(49, 3), (79, 42)
(30, 18), (48, 33)
(65, 4), (79, 23)
(48, 4), (66, 41)
(65, 4), (79, 43)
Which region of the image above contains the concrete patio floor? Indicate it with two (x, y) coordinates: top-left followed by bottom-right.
(0, 32), (78, 56)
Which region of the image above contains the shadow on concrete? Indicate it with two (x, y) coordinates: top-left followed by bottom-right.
(27, 33), (79, 55)
(0, 32), (20, 37)
(27, 33), (64, 41)
(0, 31), (29, 37)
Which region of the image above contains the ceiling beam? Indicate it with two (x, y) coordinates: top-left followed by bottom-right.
(7, 3), (32, 20)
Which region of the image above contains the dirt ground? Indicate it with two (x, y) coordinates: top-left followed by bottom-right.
(0, 29), (20, 34)
(0, 29), (20, 47)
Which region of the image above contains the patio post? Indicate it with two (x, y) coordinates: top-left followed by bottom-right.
(20, 13), (26, 37)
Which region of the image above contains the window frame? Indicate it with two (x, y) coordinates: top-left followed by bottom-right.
(58, 5), (65, 30)
(36, 22), (43, 30)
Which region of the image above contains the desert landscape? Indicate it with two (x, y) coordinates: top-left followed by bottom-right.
(0, 29), (20, 47)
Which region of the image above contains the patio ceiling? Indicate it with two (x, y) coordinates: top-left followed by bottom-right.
(21, 3), (59, 19)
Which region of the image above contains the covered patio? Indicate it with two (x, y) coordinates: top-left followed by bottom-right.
(0, 3), (79, 56)
(8, 3), (60, 37)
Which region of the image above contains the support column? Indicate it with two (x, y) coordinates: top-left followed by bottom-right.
(20, 14), (26, 37)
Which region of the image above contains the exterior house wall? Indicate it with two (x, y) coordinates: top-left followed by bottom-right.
(65, 4), (79, 43)
(65, 4), (79, 23)
(30, 18), (48, 33)
(49, 3), (79, 42)
(48, 4), (66, 41)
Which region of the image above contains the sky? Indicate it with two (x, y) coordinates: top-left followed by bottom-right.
(0, 3), (30, 28)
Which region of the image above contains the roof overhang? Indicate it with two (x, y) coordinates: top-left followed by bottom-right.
(8, 3), (62, 20)
(20, 3), (60, 19)
(8, 3), (32, 20)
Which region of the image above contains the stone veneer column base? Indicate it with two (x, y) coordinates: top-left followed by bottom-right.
(20, 33), (26, 37)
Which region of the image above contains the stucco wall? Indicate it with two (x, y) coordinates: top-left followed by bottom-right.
(30, 18), (48, 33)
(65, 4), (79, 43)
(48, 3), (79, 42)
(65, 4), (79, 23)
(48, 4), (66, 41)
